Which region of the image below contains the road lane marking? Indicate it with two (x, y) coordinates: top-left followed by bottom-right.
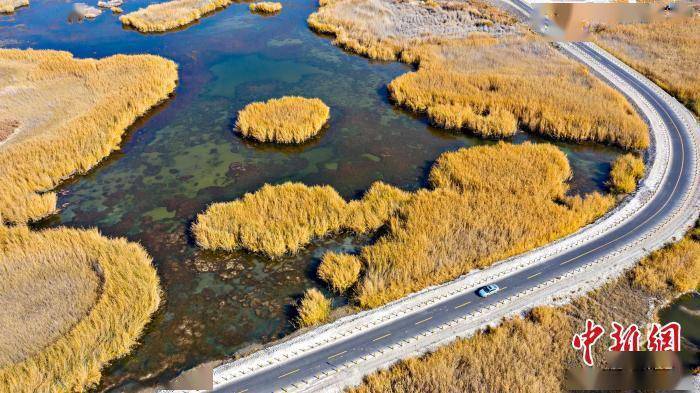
(527, 272), (542, 280)
(500, 286), (508, 291)
(454, 301), (471, 309)
(236, 390), (249, 393)
(372, 333), (391, 342)
(414, 316), (432, 325)
(278, 369), (300, 379)
(327, 350), (347, 360)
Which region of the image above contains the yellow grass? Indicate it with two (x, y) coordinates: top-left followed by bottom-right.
(194, 181), (410, 257)
(194, 183), (348, 257)
(120, 0), (233, 33)
(0, 225), (161, 391)
(609, 153), (645, 194)
(354, 143), (614, 307)
(0, 49), (178, 224)
(594, 14), (700, 115)
(389, 38), (649, 149)
(0, 0), (27, 13)
(318, 252), (363, 293)
(236, 96), (330, 144)
(249, 1), (282, 13)
(351, 230), (700, 393)
(632, 236), (700, 295)
(309, 0), (649, 149)
(296, 288), (332, 327)
(197, 143), (615, 305)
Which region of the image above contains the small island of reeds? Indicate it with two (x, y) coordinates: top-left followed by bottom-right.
(120, 0), (233, 33)
(236, 96), (330, 144)
(0, 0), (28, 13)
(249, 1), (282, 14)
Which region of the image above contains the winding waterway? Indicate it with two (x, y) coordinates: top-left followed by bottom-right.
(1, 0), (626, 390)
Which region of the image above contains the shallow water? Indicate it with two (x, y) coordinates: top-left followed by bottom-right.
(1, 1), (625, 389)
(659, 292), (700, 372)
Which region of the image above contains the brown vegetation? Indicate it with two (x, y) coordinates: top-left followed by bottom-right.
(594, 14), (700, 115)
(196, 143), (615, 307)
(120, 0), (233, 33)
(354, 143), (614, 308)
(309, 0), (649, 149)
(0, 0), (27, 13)
(0, 225), (161, 391)
(193, 181), (410, 257)
(389, 38), (649, 148)
(249, 1), (282, 13)
(0, 49), (178, 224)
(236, 96), (330, 144)
(350, 229), (700, 393)
(296, 288), (332, 327)
(609, 153), (645, 193)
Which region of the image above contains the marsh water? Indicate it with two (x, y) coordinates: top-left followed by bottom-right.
(659, 292), (700, 371)
(1, 1), (626, 390)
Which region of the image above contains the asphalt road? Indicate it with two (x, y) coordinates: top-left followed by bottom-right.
(215, 8), (697, 393)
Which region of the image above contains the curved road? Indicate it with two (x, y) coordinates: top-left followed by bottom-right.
(213, 5), (699, 393)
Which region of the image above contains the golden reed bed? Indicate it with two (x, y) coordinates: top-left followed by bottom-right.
(0, 49), (178, 224)
(594, 13), (700, 116)
(0, 225), (161, 391)
(0, 49), (174, 390)
(120, 0), (233, 32)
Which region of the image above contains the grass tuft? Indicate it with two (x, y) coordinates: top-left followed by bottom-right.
(296, 288), (332, 328)
(318, 252), (363, 293)
(236, 96), (330, 144)
(0, 49), (178, 224)
(609, 153), (645, 194)
(249, 1), (282, 13)
(120, 0), (234, 33)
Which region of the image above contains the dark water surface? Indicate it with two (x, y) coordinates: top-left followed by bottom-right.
(659, 292), (700, 372)
(1, 1), (625, 389)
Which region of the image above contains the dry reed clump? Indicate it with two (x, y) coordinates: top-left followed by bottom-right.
(296, 288), (332, 327)
(332, 143), (615, 308)
(120, 0), (233, 33)
(350, 230), (700, 393)
(307, 0), (519, 61)
(249, 1), (282, 13)
(317, 252), (363, 293)
(0, 225), (161, 391)
(236, 97), (330, 144)
(609, 153), (645, 194)
(193, 181), (411, 257)
(0, 0), (27, 13)
(388, 38), (649, 149)
(594, 14), (700, 116)
(0, 49), (178, 224)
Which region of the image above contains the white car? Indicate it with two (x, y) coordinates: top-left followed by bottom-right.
(477, 284), (500, 298)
